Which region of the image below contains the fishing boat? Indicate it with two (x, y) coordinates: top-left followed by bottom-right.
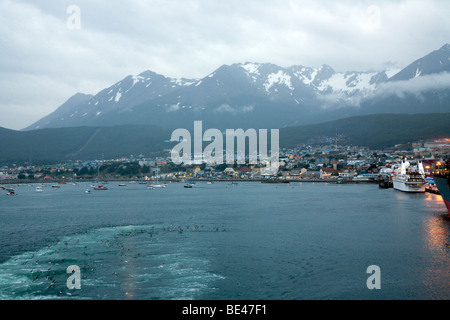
(433, 159), (450, 215)
(378, 175), (393, 189)
(392, 160), (426, 193)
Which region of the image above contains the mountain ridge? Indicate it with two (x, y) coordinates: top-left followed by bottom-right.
(24, 43), (450, 131)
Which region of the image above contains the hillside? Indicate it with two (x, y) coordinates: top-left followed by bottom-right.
(0, 125), (171, 163)
(2, 113), (450, 163)
(281, 113), (450, 149)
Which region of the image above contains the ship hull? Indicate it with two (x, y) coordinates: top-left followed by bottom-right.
(433, 175), (450, 214)
(393, 179), (426, 193)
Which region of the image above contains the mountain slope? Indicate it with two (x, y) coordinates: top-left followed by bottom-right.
(389, 44), (450, 81)
(26, 93), (93, 130)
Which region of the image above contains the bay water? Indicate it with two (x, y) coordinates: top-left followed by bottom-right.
(0, 181), (448, 300)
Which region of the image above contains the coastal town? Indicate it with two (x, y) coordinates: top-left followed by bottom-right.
(1, 138), (449, 184)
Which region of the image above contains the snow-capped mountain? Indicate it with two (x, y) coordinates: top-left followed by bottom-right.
(27, 70), (197, 130)
(25, 44), (450, 131)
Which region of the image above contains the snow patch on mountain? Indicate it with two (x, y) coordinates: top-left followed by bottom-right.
(115, 91), (122, 103)
(316, 72), (378, 96)
(296, 67), (319, 85)
(264, 71), (293, 92)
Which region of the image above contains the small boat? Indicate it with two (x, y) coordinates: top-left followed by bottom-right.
(148, 183), (166, 188)
(36, 186), (43, 192)
(85, 189), (92, 194)
(207, 181), (213, 185)
(118, 183), (127, 187)
(147, 185), (154, 190)
(184, 184), (193, 188)
(6, 188), (15, 196)
(93, 185), (108, 190)
(0, 185), (5, 190)
(378, 175), (393, 189)
(52, 185), (61, 189)
(425, 177), (440, 194)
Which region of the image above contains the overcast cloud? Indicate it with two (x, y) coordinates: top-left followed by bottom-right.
(1, 0), (450, 130)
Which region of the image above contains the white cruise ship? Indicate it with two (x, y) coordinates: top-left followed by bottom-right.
(392, 160), (426, 193)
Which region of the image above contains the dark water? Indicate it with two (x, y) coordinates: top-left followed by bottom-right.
(0, 181), (449, 300)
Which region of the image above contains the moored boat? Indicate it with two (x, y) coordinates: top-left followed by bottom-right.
(93, 185), (108, 190)
(378, 176), (393, 189)
(148, 183), (166, 188)
(425, 177), (440, 194)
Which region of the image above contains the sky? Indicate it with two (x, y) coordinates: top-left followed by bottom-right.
(1, 0), (449, 130)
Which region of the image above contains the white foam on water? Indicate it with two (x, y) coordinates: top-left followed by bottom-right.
(0, 224), (224, 300)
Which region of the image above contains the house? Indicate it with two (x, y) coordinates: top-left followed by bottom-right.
(223, 167), (235, 174)
(287, 168), (307, 180)
(320, 168), (338, 179)
(339, 170), (355, 178)
(238, 167), (252, 176)
(300, 170), (318, 180)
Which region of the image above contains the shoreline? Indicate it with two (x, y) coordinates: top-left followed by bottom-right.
(1, 178), (379, 185)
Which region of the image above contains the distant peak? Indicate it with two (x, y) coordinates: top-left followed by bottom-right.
(240, 62), (262, 74)
(138, 70), (158, 77)
(320, 64), (335, 71)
